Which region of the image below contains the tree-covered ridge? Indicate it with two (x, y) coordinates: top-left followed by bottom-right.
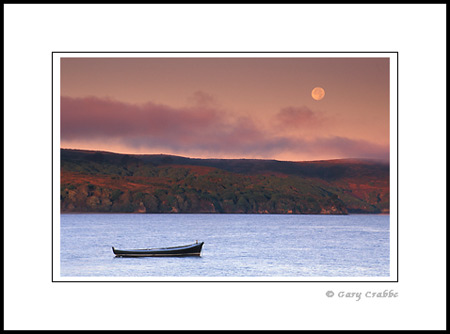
(60, 149), (389, 214)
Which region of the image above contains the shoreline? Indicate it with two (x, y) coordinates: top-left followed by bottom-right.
(59, 211), (390, 215)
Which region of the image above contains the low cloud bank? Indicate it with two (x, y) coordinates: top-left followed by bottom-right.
(61, 96), (389, 160)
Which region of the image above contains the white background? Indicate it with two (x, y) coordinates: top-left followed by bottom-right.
(4, 4), (446, 330)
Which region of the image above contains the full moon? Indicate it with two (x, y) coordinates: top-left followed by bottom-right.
(312, 87), (325, 101)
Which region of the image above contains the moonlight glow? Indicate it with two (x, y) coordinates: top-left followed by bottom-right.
(312, 87), (325, 101)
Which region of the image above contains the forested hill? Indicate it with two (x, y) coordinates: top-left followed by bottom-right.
(60, 149), (389, 214)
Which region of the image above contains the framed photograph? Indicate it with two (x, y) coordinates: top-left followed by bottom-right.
(52, 52), (398, 282)
(6, 3), (446, 331)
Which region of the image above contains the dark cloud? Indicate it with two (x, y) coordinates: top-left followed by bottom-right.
(61, 96), (389, 160)
(61, 95), (222, 140)
(275, 106), (323, 128)
(187, 90), (219, 109)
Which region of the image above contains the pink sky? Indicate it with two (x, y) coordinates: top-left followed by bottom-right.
(60, 57), (390, 161)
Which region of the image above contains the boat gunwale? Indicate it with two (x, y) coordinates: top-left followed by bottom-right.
(112, 242), (204, 254)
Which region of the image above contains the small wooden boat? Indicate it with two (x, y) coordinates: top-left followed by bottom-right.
(112, 241), (204, 257)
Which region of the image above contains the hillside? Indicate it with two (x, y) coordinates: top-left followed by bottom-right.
(60, 149), (389, 214)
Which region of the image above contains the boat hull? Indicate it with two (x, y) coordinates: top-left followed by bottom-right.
(112, 242), (204, 257)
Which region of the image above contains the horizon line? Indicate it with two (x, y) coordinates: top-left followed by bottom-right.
(60, 147), (390, 164)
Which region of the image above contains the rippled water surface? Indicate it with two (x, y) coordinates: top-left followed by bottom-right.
(60, 213), (390, 278)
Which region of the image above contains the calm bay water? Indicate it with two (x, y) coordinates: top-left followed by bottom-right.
(59, 213), (390, 278)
